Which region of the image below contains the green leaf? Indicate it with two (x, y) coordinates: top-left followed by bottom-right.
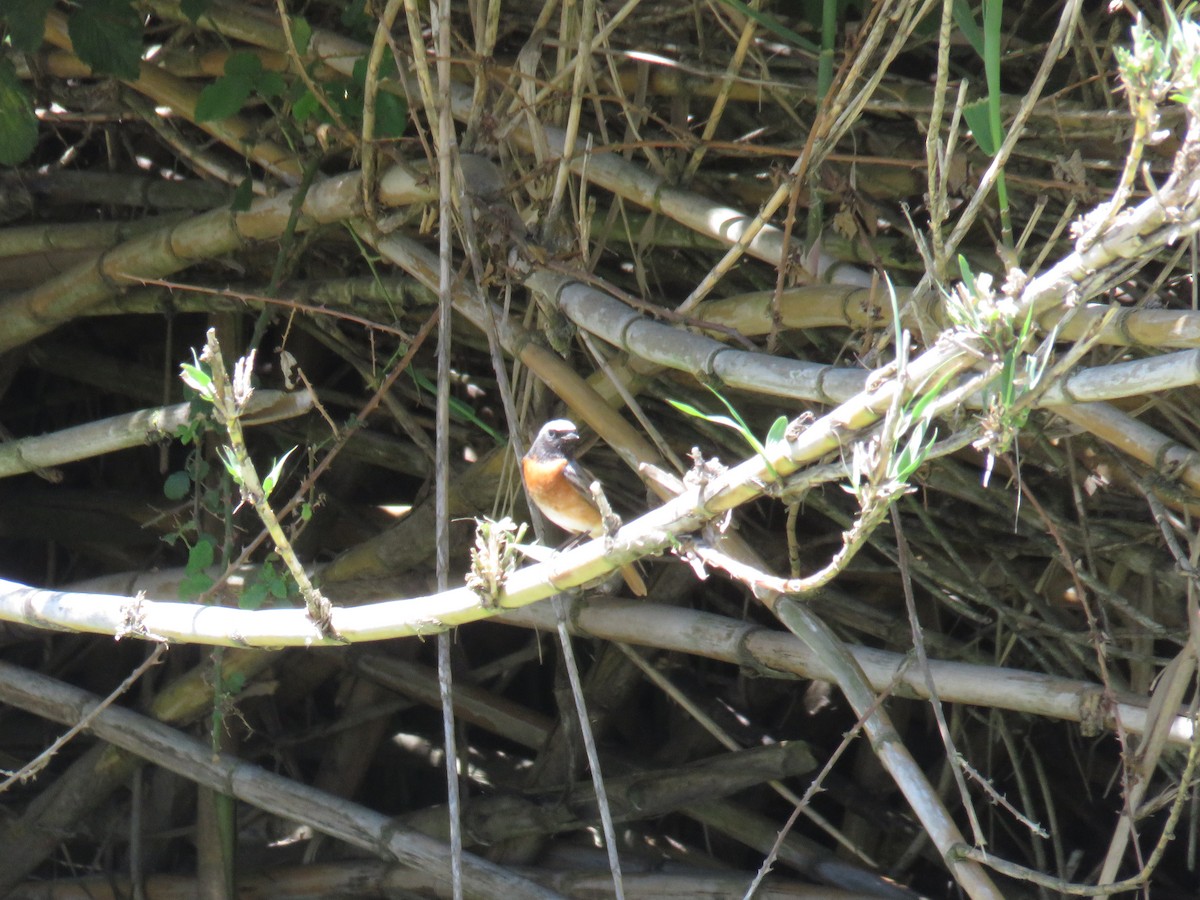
(224, 51), (263, 81)
(669, 392), (778, 478)
(957, 255), (977, 292)
(0, 58), (38, 166)
(179, 571), (214, 600)
(668, 394), (762, 452)
(241, 580), (268, 609)
(69, 0), (142, 81)
(895, 423), (936, 482)
(186, 455), (211, 482)
(712, 0), (819, 51)
(290, 15), (312, 55)
(223, 671), (246, 693)
(351, 56), (369, 88)
(195, 71), (253, 121)
(292, 89), (321, 123)
(339, 0), (371, 37)
(258, 71), (286, 99)
(962, 99), (996, 155)
(668, 398), (717, 421)
(2, 0), (55, 52)
(269, 577), (289, 599)
(952, 0), (985, 59)
(765, 416), (789, 453)
(188, 536), (216, 571)
(164, 470), (191, 500)
(231, 176), (254, 212)
(180, 361), (214, 398)
(705, 386), (759, 445)
(373, 90), (408, 138)
(216, 446), (242, 484)
(180, 0), (210, 22)
(262, 446), (296, 498)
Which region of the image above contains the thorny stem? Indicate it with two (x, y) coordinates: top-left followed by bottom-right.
(199, 328), (337, 637)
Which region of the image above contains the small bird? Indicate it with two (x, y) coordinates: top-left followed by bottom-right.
(521, 419), (648, 597)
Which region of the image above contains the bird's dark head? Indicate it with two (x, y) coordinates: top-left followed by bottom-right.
(529, 418), (580, 458)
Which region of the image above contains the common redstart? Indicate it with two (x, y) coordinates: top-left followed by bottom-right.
(521, 419), (648, 597)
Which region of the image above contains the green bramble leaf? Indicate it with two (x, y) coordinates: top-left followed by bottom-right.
(187, 535), (216, 571)
(69, 0), (142, 80)
(179, 571), (214, 600)
(374, 90), (408, 138)
(258, 71), (286, 99)
(241, 580), (268, 609)
(0, 59), (37, 166)
(180, 0), (211, 22)
(339, 0), (371, 37)
(2, 0), (55, 52)
(231, 176), (254, 212)
(223, 671), (246, 694)
(195, 53), (259, 121)
(292, 89), (321, 123)
(164, 470), (191, 500)
(224, 52), (263, 81)
(290, 15), (313, 54)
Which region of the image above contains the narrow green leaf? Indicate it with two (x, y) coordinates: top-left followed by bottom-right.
(262, 446), (296, 499)
(906, 369), (956, 425)
(705, 413), (743, 432)
(765, 416), (789, 451)
(952, 0), (985, 58)
(962, 99), (996, 155)
(705, 385), (753, 433)
(713, 0), (819, 51)
(668, 400), (743, 434)
(982, 0), (1005, 161)
(217, 446), (242, 483)
(69, 0), (142, 80)
(667, 399), (707, 419)
(180, 362), (214, 398)
(957, 255), (977, 292)
(0, 59), (38, 166)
